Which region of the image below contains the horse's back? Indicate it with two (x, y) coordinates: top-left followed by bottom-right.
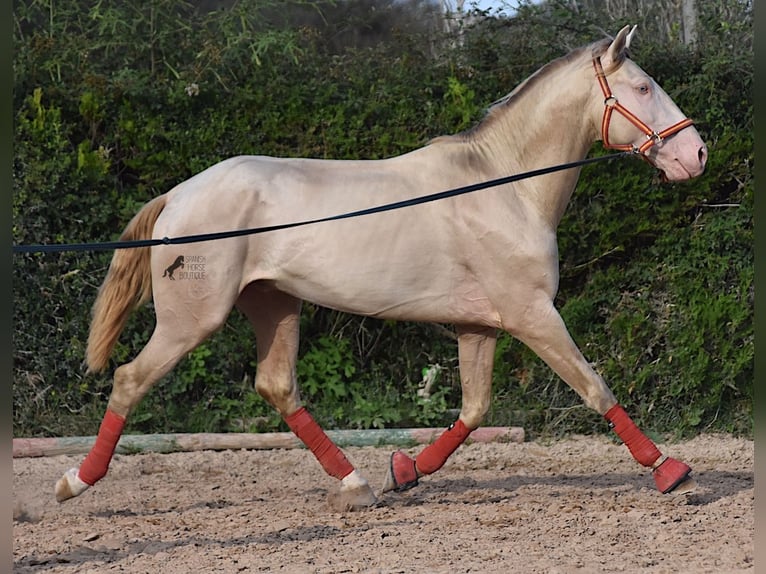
(146, 153), (506, 324)
(159, 154), (406, 219)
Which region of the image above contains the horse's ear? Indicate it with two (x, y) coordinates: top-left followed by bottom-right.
(602, 25), (637, 70)
(625, 25), (638, 49)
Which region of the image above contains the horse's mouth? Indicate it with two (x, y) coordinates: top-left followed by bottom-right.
(657, 162), (698, 183)
(645, 154), (697, 183)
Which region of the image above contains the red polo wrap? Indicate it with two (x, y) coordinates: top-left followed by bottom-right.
(78, 409), (126, 486)
(416, 419), (472, 475)
(604, 404), (661, 467)
(285, 407), (354, 480)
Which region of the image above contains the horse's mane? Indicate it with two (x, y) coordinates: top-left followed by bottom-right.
(432, 37), (619, 145)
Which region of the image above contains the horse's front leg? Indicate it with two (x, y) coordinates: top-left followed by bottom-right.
(237, 284), (376, 509)
(382, 325), (497, 493)
(509, 295), (695, 494)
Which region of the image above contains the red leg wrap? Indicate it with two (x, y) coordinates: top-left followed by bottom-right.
(285, 407), (354, 480)
(415, 419), (472, 475)
(78, 409), (126, 486)
(604, 404), (661, 467)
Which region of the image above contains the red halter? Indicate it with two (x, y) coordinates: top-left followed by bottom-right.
(593, 57), (694, 154)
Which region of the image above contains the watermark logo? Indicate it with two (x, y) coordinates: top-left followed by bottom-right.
(163, 255), (207, 281)
(162, 255), (184, 280)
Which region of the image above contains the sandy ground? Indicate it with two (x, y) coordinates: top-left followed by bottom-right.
(13, 433), (753, 573)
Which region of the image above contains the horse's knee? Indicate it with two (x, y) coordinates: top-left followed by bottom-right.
(549, 358), (616, 414)
(459, 400), (489, 429)
(255, 375), (300, 416)
(582, 384), (617, 415)
(456, 326), (496, 431)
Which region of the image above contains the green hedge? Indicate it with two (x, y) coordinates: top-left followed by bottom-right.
(13, 0), (752, 439)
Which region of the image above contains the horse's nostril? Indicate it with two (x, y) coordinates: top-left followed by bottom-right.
(698, 145), (708, 165)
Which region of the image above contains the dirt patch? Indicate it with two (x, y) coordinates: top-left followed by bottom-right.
(13, 433), (753, 573)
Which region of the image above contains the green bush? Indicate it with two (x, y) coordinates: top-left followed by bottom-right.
(13, 0), (752, 439)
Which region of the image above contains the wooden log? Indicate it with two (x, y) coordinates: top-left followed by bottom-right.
(12, 427), (524, 458)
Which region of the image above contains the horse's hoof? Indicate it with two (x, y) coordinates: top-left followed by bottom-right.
(668, 475), (698, 495)
(334, 483), (378, 511)
(381, 450), (419, 493)
(653, 457), (694, 494)
(55, 468), (89, 502)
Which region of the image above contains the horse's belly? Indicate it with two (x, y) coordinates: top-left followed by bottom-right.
(273, 264), (502, 327)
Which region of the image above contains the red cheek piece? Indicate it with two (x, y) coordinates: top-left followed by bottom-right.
(285, 407), (354, 480)
(604, 404), (661, 468)
(78, 409), (126, 486)
(416, 419), (472, 475)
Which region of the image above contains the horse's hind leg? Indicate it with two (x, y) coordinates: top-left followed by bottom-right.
(383, 325), (497, 493)
(509, 297), (694, 494)
(55, 287), (233, 502)
(236, 282), (377, 509)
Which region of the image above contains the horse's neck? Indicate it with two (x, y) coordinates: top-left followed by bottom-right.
(458, 61), (596, 227)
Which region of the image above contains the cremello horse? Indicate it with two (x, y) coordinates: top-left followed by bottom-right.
(56, 26), (707, 506)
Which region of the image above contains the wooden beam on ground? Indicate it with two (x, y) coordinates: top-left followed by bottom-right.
(12, 427), (524, 458)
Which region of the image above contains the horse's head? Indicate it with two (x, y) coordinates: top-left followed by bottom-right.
(593, 25), (707, 181)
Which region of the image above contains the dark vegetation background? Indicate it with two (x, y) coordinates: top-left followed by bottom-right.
(13, 0), (752, 439)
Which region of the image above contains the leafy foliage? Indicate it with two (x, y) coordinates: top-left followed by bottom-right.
(13, 0), (752, 439)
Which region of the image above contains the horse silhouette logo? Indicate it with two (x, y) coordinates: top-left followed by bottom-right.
(163, 255), (185, 280)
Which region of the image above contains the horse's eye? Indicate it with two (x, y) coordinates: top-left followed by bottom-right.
(637, 84), (650, 95)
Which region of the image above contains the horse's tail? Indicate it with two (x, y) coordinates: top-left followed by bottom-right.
(86, 194), (168, 374)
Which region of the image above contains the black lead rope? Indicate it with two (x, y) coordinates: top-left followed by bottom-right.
(13, 151), (633, 254)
